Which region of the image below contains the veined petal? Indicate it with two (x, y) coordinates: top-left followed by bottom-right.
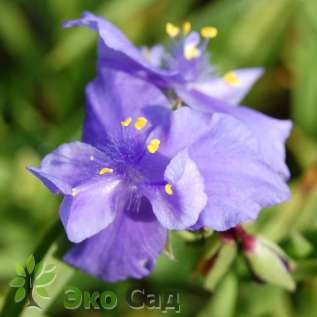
(191, 68), (264, 105)
(63, 12), (180, 86)
(83, 69), (170, 147)
(188, 113), (290, 231)
(64, 198), (167, 282)
(150, 107), (211, 158)
(60, 177), (122, 243)
(177, 88), (291, 178)
(28, 142), (108, 195)
(145, 150), (207, 230)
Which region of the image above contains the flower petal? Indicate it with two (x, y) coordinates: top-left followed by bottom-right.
(63, 12), (179, 85)
(145, 150), (207, 230)
(64, 198), (167, 281)
(83, 69), (170, 147)
(191, 68), (264, 105)
(60, 177), (122, 243)
(177, 88), (291, 178)
(188, 113), (290, 231)
(150, 106), (211, 158)
(28, 142), (107, 194)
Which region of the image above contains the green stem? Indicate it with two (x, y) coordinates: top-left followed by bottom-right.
(0, 220), (64, 317)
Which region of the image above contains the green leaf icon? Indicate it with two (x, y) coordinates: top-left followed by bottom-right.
(15, 264), (26, 277)
(35, 272), (56, 287)
(34, 262), (45, 280)
(36, 287), (49, 299)
(9, 277), (25, 288)
(14, 287), (26, 303)
(45, 264), (56, 273)
(26, 255), (35, 275)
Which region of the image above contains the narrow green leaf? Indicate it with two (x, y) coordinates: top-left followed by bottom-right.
(26, 255), (35, 274)
(204, 242), (237, 291)
(15, 264), (26, 277)
(288, 232), (313, 258)
(36, 287), (49, 299)
(199, 274), (238, 317)
(9, 277), (25, 288)
(292, 0), (317, 138)
(35, 272), (56, 287)
(14, 288), (26, 303)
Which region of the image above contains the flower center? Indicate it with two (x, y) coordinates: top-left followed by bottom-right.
(95, 116), (172, 197)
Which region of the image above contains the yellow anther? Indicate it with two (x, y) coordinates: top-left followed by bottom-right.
(183, 21), (191, 34)
(147, 139), (161, 154)
(184, 44), (201, 60)
(166, 23), (180, 37)
(99, 167), (113, 175)
(224, 71), (240, 85)
(201, 26), (218, 39)
(134, 117), (148, 130)
(121, 117), (132, 127)
(165, 183), (173, 195)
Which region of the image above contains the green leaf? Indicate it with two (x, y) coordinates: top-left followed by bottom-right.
(9, 277), (25, 288)
(15, 264), (26, 277)
(35, 272), (56, 287)
(204, 242), (237, 291)
(36, 287), (49, 299)
(292, 0), (317, 138)
(199, 274), (238, 317)
(34, 261), (45, 280)
(26, 255), (35, 275)
(14, 287), (26, 303)
(45, 264), (57, 273)
(288, 232), (313, 259)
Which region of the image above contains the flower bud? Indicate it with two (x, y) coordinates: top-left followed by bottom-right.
(244, 237), (295, 291)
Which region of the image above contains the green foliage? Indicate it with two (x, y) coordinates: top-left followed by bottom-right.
(1, 0), (317, 316)
(14, 288), (26, 304)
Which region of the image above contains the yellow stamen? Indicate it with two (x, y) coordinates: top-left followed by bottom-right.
(165, 183), (173, 195)
(224, 71), (240, 85)
(166, 23), (180, 37)
(121, 117), (132, 127)
(201, 26), (218, 39)
(183, 21), (191, 34)
(147, 139), (161, 154)
(184, 44), (201, 60)
(99, 167), (113, 175)
(134, 117), (148, 130)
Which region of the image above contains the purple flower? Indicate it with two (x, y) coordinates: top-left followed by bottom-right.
(28, 68), (289, 281)
(64, 12), (292, 178)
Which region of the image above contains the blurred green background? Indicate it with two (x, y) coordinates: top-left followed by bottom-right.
(1, 0), (317, 316)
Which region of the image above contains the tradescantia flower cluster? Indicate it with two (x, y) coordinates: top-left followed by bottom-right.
(29, 12), (291, 282)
